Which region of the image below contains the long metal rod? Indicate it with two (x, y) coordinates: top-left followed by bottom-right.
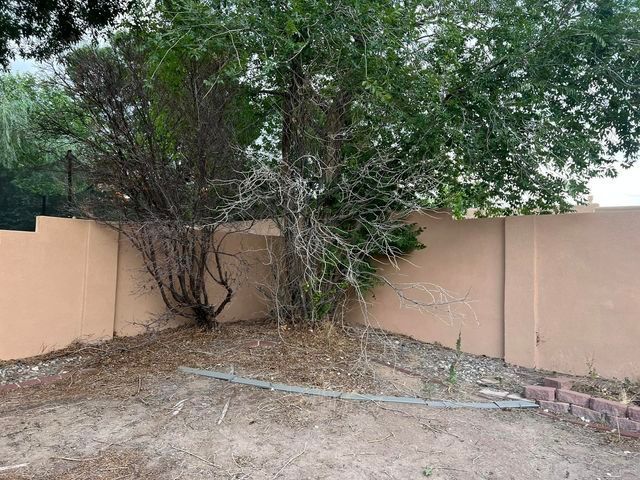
(179, 366), (538, 410)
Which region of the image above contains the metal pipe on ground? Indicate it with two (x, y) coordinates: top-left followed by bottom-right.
(179, 366), (538, 410)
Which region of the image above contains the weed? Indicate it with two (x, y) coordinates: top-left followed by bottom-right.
(448, 363), (457, 385)
(586, 356), (598, 379)
(447, 331), (463, 386)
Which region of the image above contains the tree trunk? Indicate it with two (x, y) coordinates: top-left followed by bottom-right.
(193, 305), (216, 330)
(279, 49), (313, 323)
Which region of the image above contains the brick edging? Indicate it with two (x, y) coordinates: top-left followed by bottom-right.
(536, 410), (640, 440)
(525, 378), (640, 437)
(0, 368), (97, 394)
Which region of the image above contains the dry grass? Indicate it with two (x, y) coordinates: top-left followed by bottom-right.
(572, 377), (640, 406)
(2, 322), (640, 480)
(0, 320), (387, 413)
(6, 449), (169, 480)
(4, 319), (637, 412)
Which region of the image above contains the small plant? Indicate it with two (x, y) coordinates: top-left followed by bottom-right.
(422, 380), (437, 398)
(586, 356), (598, 379)
(620, 377), (640, 405)
(447, 332), (463, 386)
(423, 466), (433, 477)
(620, 388), (629, 405)
(448, 363), (457, 385)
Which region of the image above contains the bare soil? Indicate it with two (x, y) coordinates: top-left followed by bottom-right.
(1, 322), (639, 479)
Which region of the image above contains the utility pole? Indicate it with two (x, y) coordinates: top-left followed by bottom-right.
(65, 149), (75, 203)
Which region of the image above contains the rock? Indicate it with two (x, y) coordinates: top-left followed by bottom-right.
(477, 378), (501, 387)
(479, 388), (509, 398)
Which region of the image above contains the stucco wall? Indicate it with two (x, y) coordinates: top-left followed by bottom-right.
(0, 217), (273, 360)
(1, 212), (639, 380)
(348, 210), (640, 380)
(351, 212), (506, 358)
(0, 217), (118, 359)
(534, 212), (640, 378)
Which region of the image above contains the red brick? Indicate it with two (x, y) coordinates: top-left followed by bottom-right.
(538, 400), (570, 414)
(543, 377), (573, 390)
(556, 389), (591, 407)
(571, 405), (604, 423)
(0, 383), (20, 393)
(605, 415), (640, 433)
(617, 418), (640, 433)
(19, 378), (41, 387)
(590, 397), (628, 417)
(627, 405), (640, 422)
(524, 385), (556, 401)
(39, 374), (64, 385)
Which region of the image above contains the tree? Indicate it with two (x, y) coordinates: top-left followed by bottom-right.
(41, 0), (638, 327)
(152, 0), (639, 325)
(45, 35), (259, 328)
(0, 73), (77, 229)
(0, 0), (135, 68)
(160, 0), (639, 208)
(393, 0), (640, 216)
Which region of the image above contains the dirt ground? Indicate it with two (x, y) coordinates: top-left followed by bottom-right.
(1, 323), (639, 479)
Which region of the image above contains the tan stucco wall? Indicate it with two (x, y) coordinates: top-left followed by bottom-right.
(2, 212), (639, 380)
(534, 212), (640, 379)
(348, 210), (640, 380)
(348, 211), (506, 359)
(0, 217), (273, 360)
(0, 217), (118, 359)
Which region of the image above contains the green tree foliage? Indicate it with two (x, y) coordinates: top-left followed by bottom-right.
(0, 167), (66, 230)
(396, 0), (640, 215)
(0, 74), (76, 194)
(0, 0), (134, 68)
(155, 0), (639, 215)
(0, 73), (78, 229)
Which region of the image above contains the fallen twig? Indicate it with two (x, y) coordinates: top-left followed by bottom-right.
(420, 422), (465, 442)
(217, 399), (231, 425)
(367, 433), (394, 443)
(171, 399), (187, 416)
(272, 442), (307, 479)
(134, 375), (141, 396)
(0, 463), (28, 472)
(51, 456), (100, 462)
(170, 445), (220, 468)
(433, 466), (470, 473)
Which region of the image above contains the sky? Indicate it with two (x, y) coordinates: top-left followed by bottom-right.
(9, 57), (39, 74)
(8, 58), (640, 207)
(589, 163), (640, 207)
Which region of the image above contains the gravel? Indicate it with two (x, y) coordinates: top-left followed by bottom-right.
(0, 355), (84, 384)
